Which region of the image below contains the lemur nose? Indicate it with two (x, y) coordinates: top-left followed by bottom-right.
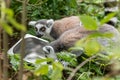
(36, 34), (43, 37)
(36, 33), (43, 38)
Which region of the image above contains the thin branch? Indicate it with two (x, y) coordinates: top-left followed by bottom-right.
(3, 31), (8, 80)
(1, 0), (9, 80)
(0, 21), (2, 80)
(67, 55), (97, 80)
(18, 0), (27, 80)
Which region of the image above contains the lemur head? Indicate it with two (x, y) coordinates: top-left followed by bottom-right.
(28, 19), (54, 37)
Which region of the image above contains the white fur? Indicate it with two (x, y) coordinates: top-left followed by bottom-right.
(36, 24), (43, 29)
(105, 7), (118, 12)
(46, 19), (54, 34)
(24, 52), (45, 63)
(47, 19), (54, 27)
(43, 46), (58, 61)
(28, 21), (37, 26)
(110, 17), (118, 24)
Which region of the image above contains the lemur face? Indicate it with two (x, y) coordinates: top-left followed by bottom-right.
(28, 19), (54, 37)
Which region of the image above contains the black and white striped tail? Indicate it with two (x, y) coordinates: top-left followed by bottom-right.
(104, 0), (118, 26)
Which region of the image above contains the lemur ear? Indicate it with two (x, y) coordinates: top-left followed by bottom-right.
(28, 21), (37, 26)
(47, 19), (54, 28)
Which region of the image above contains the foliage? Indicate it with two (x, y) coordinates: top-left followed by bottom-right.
(10, 0), (78, 21)
(0, 8), (26, 35)
(57, 51), (78, 67)
(1, 0), (120, 80)
(9, 54), (64, 80)
(79, 15), (98, 30)
(78, 1), (104, 20)
(69, 13), (120, 80)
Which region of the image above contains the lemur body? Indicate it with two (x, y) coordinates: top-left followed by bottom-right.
(48, 24), (120, 52)
(29, 0), (120, 57)
(46, 0), (120, 52)
(29, 16), (80, 39)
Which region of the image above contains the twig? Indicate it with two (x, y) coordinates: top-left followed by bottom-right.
(67, 55), (97, 80)
(1, 0), (9, 80)
(18, 0), (27, 80)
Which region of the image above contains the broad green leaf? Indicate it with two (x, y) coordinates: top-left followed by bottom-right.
(34, 64), (48, 76)
(69, 46), (83, 51)
(84, 39), (101, 56)
(35, 58), (53, 64)
(100, 12), (116, 25)
(51, 62), (63, 80)
(80, 15), (98, 30)
(51, 69), (62, 80)
(102, 32), (113, 38)
(0, 22), (13, 35)
(88, 32), (113, 38)
(1, 8), (14, 17)
(52, 62), (63, 71)
(7, 16), (26, 31)
(75, 37), (87, 47)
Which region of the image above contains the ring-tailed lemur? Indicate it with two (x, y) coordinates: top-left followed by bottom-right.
(43, 1), (120, 58)
(43, 24), (120, 53)
(28, 16), (81, 39)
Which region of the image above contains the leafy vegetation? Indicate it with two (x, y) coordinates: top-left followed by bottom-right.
(0, 0), (120, 80)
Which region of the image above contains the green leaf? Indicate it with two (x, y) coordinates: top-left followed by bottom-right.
(75, 38), (87, 47)
(88, 32), (113, 38)
(9, 54), (20, 71)
(50, 62), (63, 80)
(79, 15), (98, 30)
(57, 52), (76, 61)
(35, 58), (53, 64)
(51, 69), (62, 80)
(34, 64), (49, 76)
(31, 10), (40, 16)
(0, 22), (13, 35)
(77, 72), (91, 80)
(57, 52), (78, 66)
(84, 39), (101, 56)
(100, 12), (117, 25)
(67, 0), (77, 8)
(7, 16), (26, 31)
(102, 32), (113, 38)
(27, 27), (36, 35)
(69, 46), (83, 51)
(1, 8), (14, 17)
(52, 62), (63, 71)
(29, 0), (38, 4)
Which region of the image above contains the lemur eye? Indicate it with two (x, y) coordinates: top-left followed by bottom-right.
(35, 27), (38, 31)
(40, 27), (46, 32)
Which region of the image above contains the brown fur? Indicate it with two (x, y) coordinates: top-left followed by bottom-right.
(49, 24), (120, 52)
(50, 16), (80, 39)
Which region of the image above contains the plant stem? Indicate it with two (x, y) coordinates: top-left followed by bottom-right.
(18, 0), (27, 80)
(67, 55), (97, 80)
(1, 0), (9, 80)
